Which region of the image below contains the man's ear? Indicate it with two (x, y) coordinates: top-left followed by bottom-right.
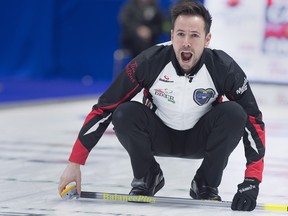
(205, 33), (211, 48)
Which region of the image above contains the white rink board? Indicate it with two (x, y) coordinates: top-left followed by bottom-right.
(0, 85), (287, 216)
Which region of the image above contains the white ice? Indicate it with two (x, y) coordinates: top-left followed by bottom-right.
(0, 84), (287, 215)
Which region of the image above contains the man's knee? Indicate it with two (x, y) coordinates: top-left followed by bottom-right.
(218, 101), (247, 126)
(112, 101), (143, 128)
(113, 102), (133, 126)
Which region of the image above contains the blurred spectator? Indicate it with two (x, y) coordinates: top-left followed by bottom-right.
(119, 0), (165, 58)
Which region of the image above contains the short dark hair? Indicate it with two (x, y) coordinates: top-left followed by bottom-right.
(171, 0), (212, 35)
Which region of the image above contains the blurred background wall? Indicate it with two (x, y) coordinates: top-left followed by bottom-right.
(0, 0), (176, 81)
(206, 0), (288, 84)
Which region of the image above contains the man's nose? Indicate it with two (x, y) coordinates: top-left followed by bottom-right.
(183, 36), (191, 47)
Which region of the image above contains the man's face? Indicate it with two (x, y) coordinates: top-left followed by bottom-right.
(171, 15), (211, 74)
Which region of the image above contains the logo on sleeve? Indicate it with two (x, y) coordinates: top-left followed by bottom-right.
(193, 88), (215, 106)
(125, 61), (137, 83)
(236, 77), (248, 95)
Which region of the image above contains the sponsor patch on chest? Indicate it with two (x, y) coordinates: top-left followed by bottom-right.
(154, 89), (175, 103)
(193, 88), (215, 106)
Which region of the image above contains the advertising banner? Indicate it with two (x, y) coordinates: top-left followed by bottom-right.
(205, 0), (288, 84)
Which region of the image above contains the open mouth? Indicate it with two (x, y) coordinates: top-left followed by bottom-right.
(181, 52), (192, 63)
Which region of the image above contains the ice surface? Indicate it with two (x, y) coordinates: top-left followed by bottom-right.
(0, 85), (287, 215)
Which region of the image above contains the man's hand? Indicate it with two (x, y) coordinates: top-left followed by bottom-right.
(58, 162), (81, 196)
(231, 178), (260, 211)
